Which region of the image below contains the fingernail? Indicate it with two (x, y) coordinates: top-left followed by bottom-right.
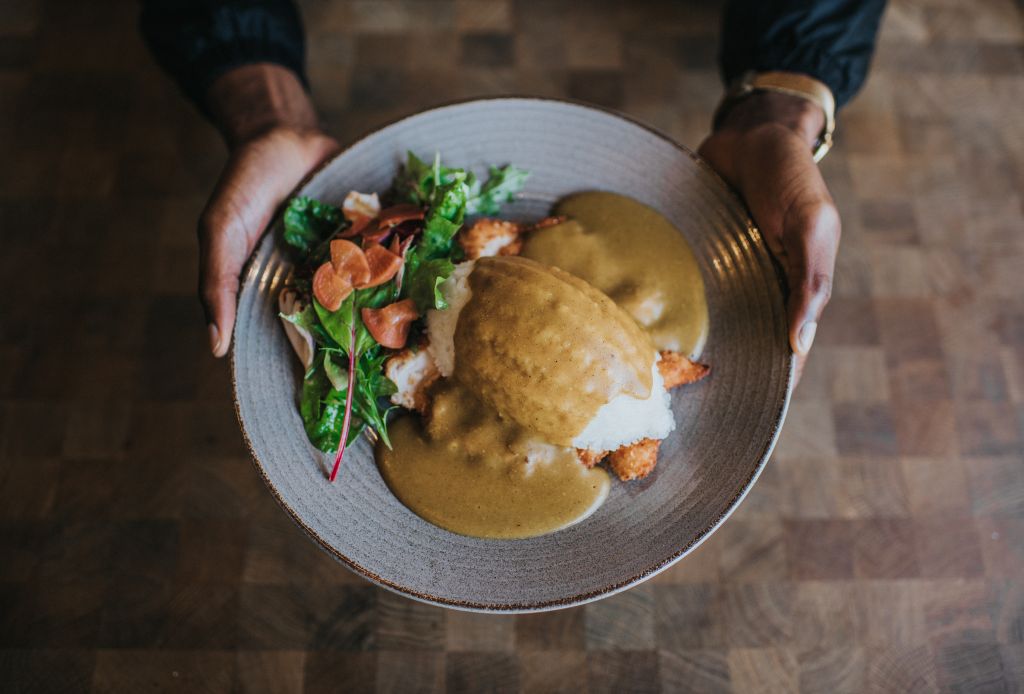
(208, 323), (221, 356)
(797, 321), (817, 355)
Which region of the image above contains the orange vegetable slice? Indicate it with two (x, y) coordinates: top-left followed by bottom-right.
(359, 243), (404, 288)
(312, 261), (353, 311)
(338, 215), (373, 238)
(361, 223), (393, 245)
(361, 299), (419, 349)
(377, 204), (425, 228)
(329, 239), (371, 287)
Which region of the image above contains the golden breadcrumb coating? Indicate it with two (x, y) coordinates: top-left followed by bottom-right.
(457, 216), (566, 259)
(576, 448), (608, 469)
(606, 438), (661, 481)
(384, 344), (440, 414)
(457, 219), (521, 259)
(657, 350), (710, 389)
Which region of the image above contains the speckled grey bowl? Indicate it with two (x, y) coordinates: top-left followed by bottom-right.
(232, 98), (794, 612)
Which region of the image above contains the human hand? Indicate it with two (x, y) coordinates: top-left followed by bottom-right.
(200, 64), (339, 356)
(698, 91), (840, 378)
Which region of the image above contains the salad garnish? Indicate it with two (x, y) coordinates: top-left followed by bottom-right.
(279, 152), (528, 480)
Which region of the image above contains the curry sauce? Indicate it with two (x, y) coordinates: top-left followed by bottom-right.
(455, 256), (653, 445)
(378, 380), (610, 539)
(376, 192), (708, 539)
(524, 192), (708, 357)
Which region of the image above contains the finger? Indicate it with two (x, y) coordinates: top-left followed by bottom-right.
(199, 133), (340, 357)
(198, 207), (251, 357)
(781, 199), (840, 360)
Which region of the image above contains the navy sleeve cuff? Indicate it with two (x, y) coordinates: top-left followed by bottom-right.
(719, 0), (887, 109)
(140, 0), (307, 116)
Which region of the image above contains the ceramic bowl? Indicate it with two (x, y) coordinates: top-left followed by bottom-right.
(232, 98), (793, 612)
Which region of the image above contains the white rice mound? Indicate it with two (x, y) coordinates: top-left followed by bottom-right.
(425, 260), (475, 377)
(571, 358), (675, 452)
(426, 259), (675, 452)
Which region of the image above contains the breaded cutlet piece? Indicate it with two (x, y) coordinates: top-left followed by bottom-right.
(384, 344), (440, 414)
(577, 353), (709, 479)
(458, 219), (522, 259)
(606, 438), (661, 481)
(576, 448), (608, 468)
(658, 350), (710, 389)
(457, 216), (567, 259)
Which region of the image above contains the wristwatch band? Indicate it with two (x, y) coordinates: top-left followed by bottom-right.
(714, 71), (836, 163)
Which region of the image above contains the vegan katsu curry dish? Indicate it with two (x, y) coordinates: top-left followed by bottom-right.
(277, 153), (710, 539)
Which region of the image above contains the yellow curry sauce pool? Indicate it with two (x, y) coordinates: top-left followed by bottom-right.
(377, 192), (709, 539)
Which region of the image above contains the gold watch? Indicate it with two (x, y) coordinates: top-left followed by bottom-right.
(713, 71), (836, 162)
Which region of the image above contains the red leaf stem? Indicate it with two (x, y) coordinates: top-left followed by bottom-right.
(329, 322), (358, 482)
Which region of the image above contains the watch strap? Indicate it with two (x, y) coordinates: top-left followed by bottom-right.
(714, 71), (836, 162)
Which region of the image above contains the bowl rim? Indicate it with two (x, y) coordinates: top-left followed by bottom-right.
(230, 95), (796, 612)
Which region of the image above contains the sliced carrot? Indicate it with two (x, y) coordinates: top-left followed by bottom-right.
(358, 243), (404, 288)
(338, 215), (373, 238)
(312, 261), (353, 311)
(361, 223), (393, 245)
(377, 204), (425, 228)
(361, 299), (418, 349)
(329, 239), (371, 287)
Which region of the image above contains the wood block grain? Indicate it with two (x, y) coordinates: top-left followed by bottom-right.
(517, 651), (586, 694)
(723, 584), (793, 648)
(586, 651), (659, 694)
(728, 648), (798, 694)
(785, 520), (855, 580)
(446, 652), (518, 694)
(584, 585), (655, 650)
(653, 584), (725, 649)
(514, 610), (583, 652)
(445, 611), (514, 652)
(304, 652), (375, 694)
(836, 457), (910, 518)
(658, 649), (731, 694)
(375, 651), (444, 694)
(854, 519), (922, 579)
(235, 651), (305, 694)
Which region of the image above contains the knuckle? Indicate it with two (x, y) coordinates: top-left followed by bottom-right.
(198, 205), (237, 241)
(799, 272), (833, 302)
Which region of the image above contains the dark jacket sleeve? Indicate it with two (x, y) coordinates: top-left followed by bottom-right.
(719, 0), (886, 109)
(139, 0), (307, 114)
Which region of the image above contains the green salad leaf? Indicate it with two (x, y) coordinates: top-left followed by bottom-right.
(403, 256), (454, 312)
(280, 303), (335, 347)
(466, 164), (530, 216)
(286, 152), (528, 464)
(300, 355), (364, 452)
(393, 151), (470, 206)
(283, 196), (344, 253)
(313, 296), (355, 347)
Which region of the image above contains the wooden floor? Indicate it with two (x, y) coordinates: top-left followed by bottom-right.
(1, 0), (1023, 691)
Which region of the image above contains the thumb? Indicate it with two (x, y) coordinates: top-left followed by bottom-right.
(198, 131), (340, 357)
(198, 203), (251, 358)
(781, 199), (840, 358)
